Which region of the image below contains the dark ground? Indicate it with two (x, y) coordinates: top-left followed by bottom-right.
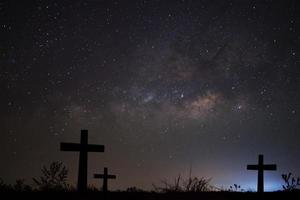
(2, 191), (300, 200)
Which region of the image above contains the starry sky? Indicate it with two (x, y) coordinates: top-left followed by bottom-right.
(1, 0), (299, 191)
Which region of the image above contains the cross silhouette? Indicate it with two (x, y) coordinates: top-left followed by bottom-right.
(94, 167), (116, 193)
(247, 154), (277, 192)
(60, 129), (105, 192)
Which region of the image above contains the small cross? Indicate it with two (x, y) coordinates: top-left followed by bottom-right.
(94, 167), (116, 193)
(247, 154), (277, 192)
(60, 130), (105, 192)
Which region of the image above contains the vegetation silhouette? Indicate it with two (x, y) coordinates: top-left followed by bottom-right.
(0, 178), (32, 192)
(152, 169), (213, 193)
(228, 184), (244, 192)
(282, 172), (300, 191)
(32, 161), (70, 191)
(1, 130), (300, 199)
(125, 186), (145, 193)
(1, 168), (300, 199)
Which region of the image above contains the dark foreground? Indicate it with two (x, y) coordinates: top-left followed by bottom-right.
(2, 191), (300, 200)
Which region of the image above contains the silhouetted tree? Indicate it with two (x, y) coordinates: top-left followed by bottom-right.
(282, 172), (300, 191)
(33, 161), (69, 191)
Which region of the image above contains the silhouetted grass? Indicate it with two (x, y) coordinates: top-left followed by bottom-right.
(1, 163), (300, 199)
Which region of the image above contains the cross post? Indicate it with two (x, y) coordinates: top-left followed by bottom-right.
(60, 129), (105, 192)
(94, 167), (116, 193)
(247, 154), (277, 192)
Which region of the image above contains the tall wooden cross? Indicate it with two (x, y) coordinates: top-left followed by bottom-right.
(60, 129), (105, 192)
(94, 167), (116, 193)
(247, 154), (277, 192)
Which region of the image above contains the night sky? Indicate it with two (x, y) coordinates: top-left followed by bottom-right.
(1, 0), (299, 191)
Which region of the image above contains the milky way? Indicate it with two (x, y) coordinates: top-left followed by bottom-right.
(1, 0), (299, 191)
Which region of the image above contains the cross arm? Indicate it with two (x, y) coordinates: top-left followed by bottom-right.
(264, 164), (277, 170)
(60, 143), (81, 151)
(87, 144), (105, 152)
(94, 174), (105, 179)
(60, 143), (104, 152)
(107, 175), (116, 179)
(247, 165), (259, 170)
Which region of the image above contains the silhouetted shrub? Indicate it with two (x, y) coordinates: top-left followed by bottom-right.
(87, 184), (99, 192)
(13, 179), (32, 192)
(33, 161), (69, 191)
(228, 184), (244, 192)
(126, 186), (145, 192)
(183, 176), (212, 192)
(153, 173), (212, 193)
(0, 178), (12, 191)
(282, 172), (300, 191)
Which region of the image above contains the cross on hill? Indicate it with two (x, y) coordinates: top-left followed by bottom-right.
(94, 167), (116, 193)
(60, 129), (105, 192)
(247, 154), (277, 192)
